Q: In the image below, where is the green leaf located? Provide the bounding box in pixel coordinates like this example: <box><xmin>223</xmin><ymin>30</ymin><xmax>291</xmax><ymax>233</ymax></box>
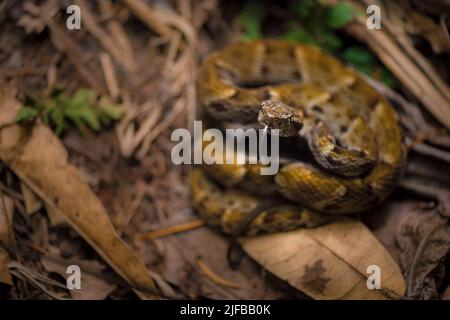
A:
<box><xmin>293</xmin><ymin>0</ymin><xmax>317</xmax><ymax>19</ymax></box>
<box><xmin>71</xmin><ymin>88</ymin><xmax>96</xmax><ymax>107</ymax></box>
<box><xmin>281</xmin><ymin>23</ymin><xmax>316</xmax><ymax>45</ymax></box>
<box><xmin>320</xmin><ymin>30</ymin><xmax>343</xmax><ymax>51</ymax></box>
<box><xmin>20</xmin><ymin>88</ymin><xmax>125</xmax><ymax>135</ymax></box>
<box><xmin>64</xmin><ymin>107</ymin><xmax>85</xmax><ymax>133</ymax></box>
<box><xmin>355</xmin><ymin>64</ymin><xmax>374</xmax><ymax>76</ymax></box>
<box><xmin>326</xmin><ymin>3</ymin><xmax>355</xmax><ymax>29</ymax></box>
<box><xmin>98</xmin><ymin>97</ymin><xmax>124</xmax><ymax>123</ymax></box>
<box><xmin>380</xmin><ymin>67</ymin><xmax>397</xmax><ymax>88</ymax></box>
<box><xmin>79</xmin><ymin>107</ymin><xmax>100</xmax><ymax>131</ymax></box>
<box><xmin>50</xmin><ymin>107</ymin><xmax>66</xmax><ymax>136</ymax></box>
<box><xmin>342</xmin><ymin>46</ymin><xmax>375</xmax><ymax>66</ymax></box>
<box><xmin>16</xmin><ymin>107</ymin><xmax>39</xmax><ymax>122</ymax></box>
<box><xmin>237</xmin><ymin>1</ymin><xmax>264</xmax><ymax>40</ymax></box>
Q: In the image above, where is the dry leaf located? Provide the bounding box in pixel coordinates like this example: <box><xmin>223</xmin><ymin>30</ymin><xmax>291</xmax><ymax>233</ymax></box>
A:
<box><xmin>20</xmin><ymin>181</ymin><xmax>42</xmax><ymax>214</ymax></box>
<box><xmin>8</xmin><ymin>261</ymin><xmax>69</xmax><ymax>300</ymax></box>
<box><xmin>0</xmin><ymin>94</ymin><xmax>156</xmax><ymax>298</ymax></box>
<box><xmin>18</xmin><ymin>15</ymin><xmax>46</xmax><ymax>34</ymax></box>
<box><xmin>396</xmin><ymin>208</ymin><xmax>450</xmax><ymax>299</ymax></box>
<box><xmin>0</xmin><ymin>193</ymin><xmax>14</xmax><ymax>285</ymax></box>
<box><xmin>442</xmin><ymin>285</ymin><xmax>450</xmax><ymax>300</ymax></box>
<box><xmin>31</xmin><ymin>214</ymin><xmax>50</xmax><ymax>250</ymax></box>
<box><xmin>241</xmin><ymin>219</ymin><xmax>406</xmax><ymax>300</ymax></box>
<box><xmin>45</xmin><ymin>205</ymin><xmax>67</xmax><ymax>226</ymax></box>
<box><xmin>405</xmin><ymin>11</ymin><xmax>450</xmax><ymax>55</ymax></box>
<box><xmin>41</xmin><ymin>249</ymin><xmax>116</xmax><ymax>300</ymax></box>
<box><xmin>0</xmin><ymin>250</ymin><xmax>12</xmax><ymax>285</ymax></box>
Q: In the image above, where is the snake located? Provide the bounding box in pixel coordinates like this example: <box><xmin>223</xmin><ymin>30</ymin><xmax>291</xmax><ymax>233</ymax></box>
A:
<box><xmin>191</xmin><ymin>40</ymin><xmax>406</xmax><ymax>236</ymax></box>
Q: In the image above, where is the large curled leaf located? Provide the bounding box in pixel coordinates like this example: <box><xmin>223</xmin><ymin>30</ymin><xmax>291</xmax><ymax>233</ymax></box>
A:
<box><xmin>241</xmin><ymin>219</ymin><xmax>405</xmax><ymax>299</ymax></box>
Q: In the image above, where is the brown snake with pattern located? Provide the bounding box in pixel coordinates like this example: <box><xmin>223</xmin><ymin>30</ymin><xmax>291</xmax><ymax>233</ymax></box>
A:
<box><xmin>191</xmin><ymin>40</ymin><xmax>406</xmax><ymax>236</ymax></box>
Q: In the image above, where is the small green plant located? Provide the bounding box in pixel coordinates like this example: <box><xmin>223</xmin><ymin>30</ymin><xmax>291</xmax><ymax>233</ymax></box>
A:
<box><xmin>281</xmin><ymin>1</ymin><xmax>359</xmax><ymax>52</ymax></box>
<box><xmin>236</xmin><ymin>0</ymin><xmax>396</xmax><ymax>87</ymax></box>
<box><xmin>236</xmin><ymin>0</ymin><xmax>265</xmax><ymax>40</ymax></box>
<box><xmin>16</xmin><ymin>88</ymin><xmax>124</xmax><ymax>135</ymax></box>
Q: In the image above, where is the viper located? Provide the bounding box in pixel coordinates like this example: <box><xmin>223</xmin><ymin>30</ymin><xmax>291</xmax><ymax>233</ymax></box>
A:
<box><xmin>191</xmin><ymin>40</ymin><xmax>406</xmax><ymax>236</ymax></box>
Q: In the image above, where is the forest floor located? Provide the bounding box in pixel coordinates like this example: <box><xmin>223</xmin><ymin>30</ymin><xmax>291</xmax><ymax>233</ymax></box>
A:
<box><xmin>0</xmin><ymin>0</ymin><xmax>449</xmax><ymax>300</ymax></box>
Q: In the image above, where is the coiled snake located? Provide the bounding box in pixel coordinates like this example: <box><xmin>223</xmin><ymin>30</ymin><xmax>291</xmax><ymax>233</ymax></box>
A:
<box><xmin>191</xmin><ymin>40</ymin><xmax>406</xmax><ymax>236</ymax></box>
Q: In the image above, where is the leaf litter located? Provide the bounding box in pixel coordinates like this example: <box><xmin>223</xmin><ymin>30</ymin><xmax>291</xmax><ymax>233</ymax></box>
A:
<box><xmin>0</xmin><ymin>0</ymin><xmax>449</xmax><ymax>300</ymax></box>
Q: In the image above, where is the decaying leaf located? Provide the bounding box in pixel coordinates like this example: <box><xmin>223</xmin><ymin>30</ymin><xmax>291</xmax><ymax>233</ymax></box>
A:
<box><xmin>0</xmin><ymin>94</ymin><xmax>156</xmax><ymax>298</ymax></box>
<box><xmin>241</xmin><ymin>219</ymin><xmax>406</xmax><ymax>300</ymax></box>
<box><xmin>20</xmin><ymin>181</ymin><xmax>42</xmax><ymax>214</ymax></box>
<box><xmin>8</xmin><ymin>261</ymin><xmax>69</xmax><ymax>300</ymax></box>
<box><xmin>0</xmin><ymin>193</ymin><xmax>14</xmax><ymax>285</ymax></box>
<box><xmin>442</xmin><ymin>285</ymin><xmax>450</xmax><ymax>300</ymax></box>
<box><xmin>41</xmin><ymin>248</ymin><xmax>116</xmax><ymax>300</ymax></box>
<box><xmin>405</xmin><ymin>11</ymin><xmax>450</xmax><ymax>55</ymax></box>
<box><xmin>396</xmin><ymin>208</ymin><xmax>450</xmax><ymax>299</ymax></box>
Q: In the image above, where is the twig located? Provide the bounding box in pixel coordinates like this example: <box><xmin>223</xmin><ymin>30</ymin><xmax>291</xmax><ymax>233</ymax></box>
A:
<box><xmin>99</xmin><ymin>52</ymin><xmax>120</xmax><ymax>100</ymax></box>
<box><xmin>136</xmin><ymin>99</ymin><xmax>185</xmax><ymax>158</ymax></box>
<box><xmin>142</xmin><ymin>219</ymin><xmax>205</xmax><ymax>240</ymax></box>
<box><xmin>412</xmin><ymin>142</ymin><xmax>450</xmax><ymax>164</ymax></box>
<box><xmin>47</xmin><ymin>21</ymin><xmax>106</xmax><ymax>94</ymax></box>
<box><xmin>115</xmin><ymin>100</ymin><xmax>163</xmax><ymax>158</ymax></box>
<box><xmin>74</xmin><ymin>0</ymin><xmax>134</xmax><ymax>72</ymax></box>
<box><xmin>99</xmin><ymin>0</ymin><xmax>135</xmax><ymax>68</ymax></box>
<box><xmin>399</xmin><ymin>179</ymin><xmax>443</xmax><ymax>200</ymax></box>
<box><xmin>196</xmin><ymin>258</ymin><xmax>242</xmax><ymax>289</ymax></box>
<box><xmin>120</xmin><ymin>0</ymin><xmax>173</xmax><ymax>38</ymax></box>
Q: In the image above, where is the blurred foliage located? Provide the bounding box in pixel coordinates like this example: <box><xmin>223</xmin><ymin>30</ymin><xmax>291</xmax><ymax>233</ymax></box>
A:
<box><xmin>16</xmin><ymin>88</ymin><xmax>124</xmax><ymax>135</ymax></box>
<box><xmin>237</xmin><ymin>1</ymin><xmax>264</xmax><ymax>40</ymax></box>
<box><xmin>236</xmin><ymin>0</ymin><xmax>396</xmax><ymax>87</ymax></box>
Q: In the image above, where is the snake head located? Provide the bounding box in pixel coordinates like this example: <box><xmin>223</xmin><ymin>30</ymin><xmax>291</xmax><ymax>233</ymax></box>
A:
<box><xmin>258</xmin><ymin>100</ymin><xmax>304</xmax><ymax>137</ymax></box>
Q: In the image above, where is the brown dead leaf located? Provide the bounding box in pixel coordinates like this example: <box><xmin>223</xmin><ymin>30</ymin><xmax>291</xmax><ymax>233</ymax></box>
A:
<box><xmin>405</xmin><ymin>11</ymin><xmax>450</xmax><ymax>55</ymax></box>
<box><xmin>0</xmin><ymin>93</ymin><xmax>157</xmax><ymax>298</ymax></box>
<box><xmin>0</xmin><ymin>192</ymin><xmax>14</xmax><ymax>285</ymax></box>
<box><xmin>41</xmin><ymin>248</ymin><xmax>116</xmax><ymax>300</ymax></box>
<box><xmin>31</xmin><ymin>214</ymin><xmax>50</xmax><ymax>250</ymax></box>
<box><xmin>0</xmin><ymin>250</ymin><xmax>11</xmax><ymax>285</ymax></box>
<box><xmin>442</xmin><ymin>285</ymin><xmax>450</xmax><ymax>300</ymax></box>
<box><xmin>240</xmin><ymin>219</ymin><xmax>406</xmax><ymax>300</ymax></box>
<box><xmin>8</xmin><ymin>261</ymin><xmax>69</xmax><ymax>300</ymax></box>
<box><xmin>396</xmin><ymin>208</ymin><xmax>450</xmax><ymax>299</ymax></box>
<box><xmin>20</xmin><ymin>181</ymin><xmax>42</xmax><ymax>214</ymax></box>
<box><xmin>301</xmin><ymin>259</ymin><xmax>330</xmax><ymax>295</ymax></box>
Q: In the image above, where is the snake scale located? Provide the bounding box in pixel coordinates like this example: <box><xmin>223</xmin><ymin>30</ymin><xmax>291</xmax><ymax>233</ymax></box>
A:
<box><xmin>191</xmin><ymin>40</ymin><xmax>406</xmax><ymax>236</ymax></box>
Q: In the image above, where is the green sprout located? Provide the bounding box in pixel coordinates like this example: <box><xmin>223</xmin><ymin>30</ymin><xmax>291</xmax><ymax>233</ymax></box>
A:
<box><xmin>16</xmin><ymin>88</ymin><xmax>124</xmax><ymax>135</ymax></box>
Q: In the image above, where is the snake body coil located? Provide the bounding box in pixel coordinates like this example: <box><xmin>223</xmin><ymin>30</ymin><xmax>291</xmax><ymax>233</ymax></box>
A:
<box><xmin>191</xmin><ymin>40</ymin><xmax>406</xmax><ymax>235</ymax></box>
